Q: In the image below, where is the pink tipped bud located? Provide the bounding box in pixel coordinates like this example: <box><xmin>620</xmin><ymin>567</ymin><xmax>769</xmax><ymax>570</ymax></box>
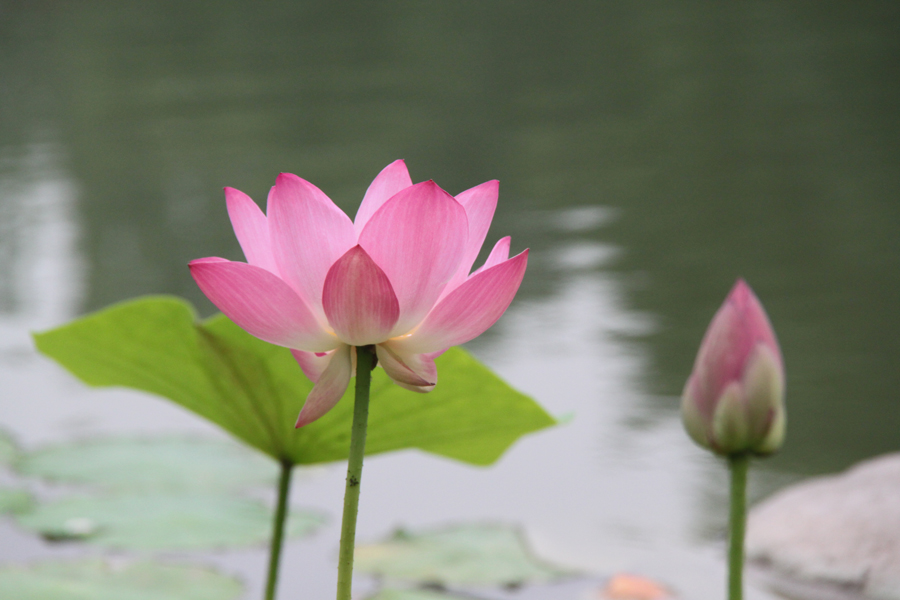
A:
<box><xmin>681</xmin><ymin>279</ymin><xmax>786</xmax><ymax>456</ymax></box>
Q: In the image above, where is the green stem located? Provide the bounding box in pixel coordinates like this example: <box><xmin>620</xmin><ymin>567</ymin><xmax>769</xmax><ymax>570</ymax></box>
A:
<box><xmin>264</xmin><ymin>458</ymin><xmax>294</xmax><ymax>600</ymax></box>
<box><xmin>727</xmin><ymin>453</ymin><xmax>749</xmax><ymax>600</ymax></box>
<box><xmin>336</xmin><ymin>345</ymin><xmax>374</xmax><ymax>600</ymax></box>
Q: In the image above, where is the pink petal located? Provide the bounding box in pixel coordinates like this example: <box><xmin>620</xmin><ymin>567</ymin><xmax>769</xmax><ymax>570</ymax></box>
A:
<box><xmin>393</xmin><ymin>249</ymin><xmax>529</xmax><ymax>354</ymax></box>
<box><xmin>225</xmin><ymin>187</ymin><xmax>278</xmax><ymax>274</ymax></box>
<box><xmin>690</xmin><ymin>279</ymin><xmax>784</xmax><ymax>413</ymax></box>
<box><xmin>473</xmin><ymin>236</ymin><xmax>511</xmax><ymax>275</ymax></box>
<box><xmin>440</xmin><ymin>181</ymin><xmax>499</xmax><ymax>299</ymax></box>
<box><xmin>359</xmin><ymin>181</ymin><xmax>468</xmax><ymax>335</ymax></box>
<box><xmin>189</xmin><ymin>258</ymin><xmax>337</xmax><ymax>352</ymax></box>
<box><xmin>295</xmin><ymin>344</ymin><xmax>352</xmax><ymax>427</ymax></box>
<box><xmin>354</xmin><ymin>160</ymin><xmax>413</xmax><ymax>234</ymax></box>
<box><xmin>323</xmin><ymin>246</ymin><xmax>400</xmax><ymax>345</ymax></box>
<box><xmin>268</xmin><ymin>173</ymin><xmax>356</xmax><ymax>317</ymax></box>
<box><xmin>290</xmin><ymin>349</ymin><xmax>334</xmax><ymax>383</ymax></box>
<box><xmin>728</xmin><ymin>279</ymin><xmax>782</xmax><ymax>365</ymax></box>
<box><xmin>375</xmin><ymin>343</ymin><xmax>436</xmax><ymax>388</ymax></box>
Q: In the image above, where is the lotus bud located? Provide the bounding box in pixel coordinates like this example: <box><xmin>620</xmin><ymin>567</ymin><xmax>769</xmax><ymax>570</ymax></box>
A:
<box><xmin>681</xmin><ymin>279</ymin><xmax>785</xmax><ymax>456</ymax></box>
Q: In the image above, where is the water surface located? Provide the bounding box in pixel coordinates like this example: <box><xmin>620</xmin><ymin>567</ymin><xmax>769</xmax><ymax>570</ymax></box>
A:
<box><xmin>1</xmin><ymin>3</ymin><xmax>899</xmax><ymax>598</ymax></box>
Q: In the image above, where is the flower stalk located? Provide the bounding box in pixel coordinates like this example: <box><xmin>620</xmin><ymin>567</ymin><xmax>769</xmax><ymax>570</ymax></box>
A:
<box><xmin>727</xmin><ymin>453</ymin><xmax>749</xmax><ymax>600</ymax></box>
<box><xmin>336</xmin><ymin>345</ymin><xmax>375</xmax><ymax>600</ymax></box>
<box><xmin>679</xmin><ymin>281</ymin><xmax>785</xmax><ymax>600</ymax></box>
<box><xmin>264</xmin><ymin>458</ymin><xmax>294</xmax><ymax>600</ymax></box>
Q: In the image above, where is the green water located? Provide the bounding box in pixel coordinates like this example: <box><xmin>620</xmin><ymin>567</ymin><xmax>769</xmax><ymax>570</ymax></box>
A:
<box><xmin>1</xmin><ymin>3</ymin><xmax>899</xmax><ymax>589</ymax></box>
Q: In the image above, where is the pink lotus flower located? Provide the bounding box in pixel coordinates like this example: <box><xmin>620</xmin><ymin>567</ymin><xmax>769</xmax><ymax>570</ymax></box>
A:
<box><xmin>190</xmin><ymin>160</ymin><xmax>528</xmax><ymax>427</ymax></box>
<box><xmin>681</xmin><ymin>279</ymin><xmax>786</xmax><ymax>456</ymax></box>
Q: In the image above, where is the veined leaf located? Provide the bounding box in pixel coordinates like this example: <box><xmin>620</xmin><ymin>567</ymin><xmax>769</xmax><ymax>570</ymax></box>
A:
<box><xmin>0</xmin><ymin>430</ymin><xmax>19</xmax><ymax>465</ymax></box>
<box><xmin>368</xmin><ymin>590</ymin><xmax>470</xmax><ymax>600</ymax></box>
<box><xmin>355</xmin><ymin>523</ymin><xmax>572</xmax><ymax>587</ymax></box>
<box><xmin>15</xmin><ymin>492</ymin><xmax>325</xmax><ymax>550</ymax></box>
<box><xmin>0</xmin><ymin>559</ymin><xmax>242</xmax><ymax>600</ymax></box>
<box><xmin>33</xmin><ymin>296</ymin><xmax>555</xmax><ymax>465</ymax></box>
<box><xmin>17</xmin><ymin>437</ymin><xmax>277</xmax><ymax>492</ymax></box>
<box><xmin>0</xmin><ymin>488</ymin><xmax>33</xmax><ymax>515</ymax></box>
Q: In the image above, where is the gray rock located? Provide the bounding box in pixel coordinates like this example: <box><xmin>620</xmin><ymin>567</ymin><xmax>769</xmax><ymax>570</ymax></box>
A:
<box><xmin>746</xmin><ymin>453</ymin><xmax>900</xmax><ymax>600</ymax></box>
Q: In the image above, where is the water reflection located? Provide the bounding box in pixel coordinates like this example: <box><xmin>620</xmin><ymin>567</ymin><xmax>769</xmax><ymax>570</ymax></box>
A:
<box><xmin>0</xmin><ymin>144</ymin><xmax>82</xmax><ymax>336</ymax></box>
<box><xmin>1</xmin><ymin>1</ymin><xmax>899</xmax><ymax>598</ymax></box>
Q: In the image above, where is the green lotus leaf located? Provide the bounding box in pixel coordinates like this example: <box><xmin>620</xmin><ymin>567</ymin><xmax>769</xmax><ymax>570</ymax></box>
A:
<box><xmin>33</xmin><ymin>296</ymin><xmax>556</xmax><ymax>466</ymax></box>
<box><xmin>368</xmin><ymin>589</ymin><xmax>471</xmax><ymax>600</ymax></box>
<box><xmin>0</xmin><ymin>430</ymin><xmax>19</xmax><ymax>465</ymax></box>
<box><xmin>0</xmin><ymin>559</ymin><xmax>242</xmax><ymax>600</ymax></box>
<box><xmin>15</xmin><ymin>492</ymin><xmax>325</xmax><ymax>550</ymax></box>
<box><xmin>354</xmin><ymin>523</ymin><xmax>572</xmax><ymax>587</ymax></box>
<box><xmin>0</xmin><ymin>488</ymin><xmax>34</xmax><ymax>515</ymax></box>
<box><xmin>16</xmin><ymin>437</ymin><xmax>277</xmax><ymax>492</ymax></box>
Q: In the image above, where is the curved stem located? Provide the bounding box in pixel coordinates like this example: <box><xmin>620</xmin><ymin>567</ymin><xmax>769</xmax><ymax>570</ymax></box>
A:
<box><xmin>336</xmin><ymin>345</ymin><xmax>374</xmax><ymax>600</ymax></box>
<box><xmin>727</xmin><ymin>453</ymin><xmax>749</xmax><ymax>600</ymax></box>
<box><xmin>264</xmin><ymin>458</ymin><xmax>294</xmax><ymax>600</ymax></box>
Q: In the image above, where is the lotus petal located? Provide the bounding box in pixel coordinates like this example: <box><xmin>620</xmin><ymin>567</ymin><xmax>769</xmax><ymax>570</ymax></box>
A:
<box><xmin>295</xmin><ymin>344</ymin><xmax>353</xmax><ymax>427</ymax></box>
<box><xmin>354</xmin><ymin>159</ymin><xmax>413</xmax><ymax>234</ymax></box>
<box><xmin>189</xmin><ymin>258</ymin><xmax>337</xmax><ymax>352</ymax></box>
<box><xmin>359</xmin><ymin>181</ymin><xmax>468</xmax><ymax>335</ymax></box>
<box><xmin>268</xmin><ymin>173</ymin><xmax>356</xmax><ymax>316</ymax></box>
<box><xmin>393</xmin><ymin>250</ymin><xmax>528</xmax><ymax>354</ymax></box>
<box><xmin>323</xmin><ymin>246</ymin><xmax>400</xmax><ymax>346</ymax></box>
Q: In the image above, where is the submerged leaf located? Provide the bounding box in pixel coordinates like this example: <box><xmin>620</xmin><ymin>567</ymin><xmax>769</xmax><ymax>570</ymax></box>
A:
<box><xmin>0</xmin><ymin>488</ymin><xmax>33</xmax><ymax>515</ymax></box>
<box><xmin>0</xmin><ymin>559</ymin><xmax>242</xmax><ymax>600</ymax></box>
<box><xmin>368</xmin><ymin>590</ymin><xmax>471</xmax><ymax>600</ymax></box>
<box><xmin>34</xmin><ymin>296</ymin><xmax>555</xmax><ymax>465</ymax></box>
<box><xmin>15</xmin><ymin>492</ymin><xmax>325</xmax><ymax>550</ymax></box>
<box><xmin>354</xmin><ymin>523</ymin><xmax>571</xmax><ymax>587</ymax></box>
<box><xmin>0</xmin><ymin>430</ymin><xmax>19</xmax><ymax>465</ymax></box>
<box><xmin>17</xmin><ymin>437</ymin><xmax>277</xmax><ymax>492</ymax></box>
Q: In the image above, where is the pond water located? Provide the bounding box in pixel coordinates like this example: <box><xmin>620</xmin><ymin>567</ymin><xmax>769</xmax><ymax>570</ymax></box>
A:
<box><xmin>1</xmin><ymin>2</ymin><xmax>898</xmax><ymax>599</ymax></box>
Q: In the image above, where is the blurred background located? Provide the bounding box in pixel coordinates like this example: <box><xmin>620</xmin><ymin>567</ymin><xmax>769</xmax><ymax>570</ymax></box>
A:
<box><xmin>1</xmin><ymin>2</ymin><xmax>898</xmax><ymax>599</ymax></box>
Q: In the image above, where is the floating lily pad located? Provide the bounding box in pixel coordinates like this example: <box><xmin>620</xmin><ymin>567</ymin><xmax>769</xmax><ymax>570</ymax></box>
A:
<box><xmin>0</xmin><ymin>558</ymin><xmax>242</xmax><ymax>600</ymax></box>
<box><xmin>15</xmin><ymin>492</ymin><xmax>325</xmax><ymax>550</ymax></box>
<box><xmin>17</xmin><ymin>437</ymin><xmax>277</xmax><ymax>492</ymax></box>
<box><xmin>368</xmin><ymin>589</ymin><xmax>470</xmax><ymax>600</ymax></box>
<box><xmin>355</xmin><ymin>524</ymin><xmax>571</xmax><ymax>587</ymax></box>
<box><xmin>34</xmin><ymin>297</ymin><xmax>556</xmax><ymax>466</ymax></box>
<box><xmin>0</xmin><ymin>430</ymin><xmax>19</xmax><ymax>465</ymax></box>
<box><xmin>0</xmin><ymin>488</ymin><xmax>33</xmax><ymax>515</ymax></box>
